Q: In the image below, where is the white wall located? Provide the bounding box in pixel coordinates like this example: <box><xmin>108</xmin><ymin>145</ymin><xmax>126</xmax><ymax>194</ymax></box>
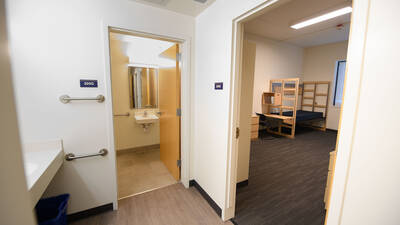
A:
<box><xmin>332</xmin><ymin>0</ymin><xmax>400</xmax><ymax>224</ymax></box>
<box><xmin>194</xmin><ymin>0</ymin><xmax>284</xmax><ymax>215</ymax></box>
<box><xmin>6</xmin><ymin>0</ymin><xmax>194</xmax><ymax>213</ymax></box>
<box><xmin>303</xmin><ymin>41</ymin><xmax>348</xmax><ymax>130</ymax></box>
<box><xmin>197</xmin><ymin>0</ymin><xmax>400</xmax><ymax>223</ymax></box>
<box><xmin>246</xmin><ymin>33</ymin><xmax>304</xmax><ymax>113</ymax></box>
<box><xmin>0</xmin><ymin>1</ymin><xmax>37</xmax><ymax>224</ymax></box>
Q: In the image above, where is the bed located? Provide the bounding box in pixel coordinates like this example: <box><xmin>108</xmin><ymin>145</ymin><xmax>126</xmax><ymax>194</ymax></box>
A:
<box><xmin>278</xmin><ymin>110</ymin><xmax>323</xmax><ymax>122</ymax></box>
<box><xmin>260</xmin><ymin>78</ymin><xmax>330</xmax><ymax>138</ymax></box>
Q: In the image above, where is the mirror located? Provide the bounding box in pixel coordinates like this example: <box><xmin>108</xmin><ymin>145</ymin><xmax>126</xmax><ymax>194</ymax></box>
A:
<box><xmin>129</xmin><ymin>66</ymin><xmax>158</xmax><ymax>109</ymax></box>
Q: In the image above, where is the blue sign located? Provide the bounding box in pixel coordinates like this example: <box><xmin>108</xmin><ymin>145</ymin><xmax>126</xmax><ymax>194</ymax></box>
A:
<box><xmin>214</xmin><ymin>82</ymin><xmax>223</xmax><ymax>90</ymax></box>
<box><xmin>80</xmin><ymin>79</ymin><xmax>98</xmax><ymax>88</ymax></box>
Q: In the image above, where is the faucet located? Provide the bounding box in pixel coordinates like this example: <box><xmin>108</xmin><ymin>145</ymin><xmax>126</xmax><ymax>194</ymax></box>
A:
<box><xmin>143</xmin><ymin>110</ymin><xmax>148</xmax><ymax>117</ymax></box>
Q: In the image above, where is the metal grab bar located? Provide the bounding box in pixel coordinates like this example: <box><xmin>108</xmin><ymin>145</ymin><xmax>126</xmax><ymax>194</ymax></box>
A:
<box><xmin>113</xmin><ymin>112</ymin><xmax>130</xmax><ymax>117</ymax></box>
<box><xmin>65</xmin><ymin>149</ymin><xmax>108</xmax><ymax>161</ymax></box>
<box><xmin>59</xmin><ymin>95</ymin><xmax>105</xmax><ymax>104</ymax></box>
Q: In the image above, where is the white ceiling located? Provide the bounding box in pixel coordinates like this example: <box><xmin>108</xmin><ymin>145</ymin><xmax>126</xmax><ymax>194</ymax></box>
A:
<box><xmin>129</xmin><ymin>0</ymin><xmax>216</xmax><ymax>16</ymax></box>
<box><xmin>244</xmin><ymin>0</ymin><xmax>352</xmax><ymax>47</ymax></box>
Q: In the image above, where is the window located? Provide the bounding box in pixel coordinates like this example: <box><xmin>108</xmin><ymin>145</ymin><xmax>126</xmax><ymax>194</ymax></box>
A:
<box><xmin>333</xmin><ymin>60</ymin><xmax>346</xmax><ymax>106</ymax></box>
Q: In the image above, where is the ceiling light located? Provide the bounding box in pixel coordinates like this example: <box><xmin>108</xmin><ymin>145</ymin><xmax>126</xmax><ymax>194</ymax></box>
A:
<box><xmin>291</xmin><ymin>6</ymin><xmax>352</xmax><ymax>29</ymax></box>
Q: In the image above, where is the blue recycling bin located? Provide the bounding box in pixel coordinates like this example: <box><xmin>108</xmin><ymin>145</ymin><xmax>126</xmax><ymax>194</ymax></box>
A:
<box><xmin>35</xmin><ymin>194</ymin><xmax>70</xmax><ymax>225</ymax></box>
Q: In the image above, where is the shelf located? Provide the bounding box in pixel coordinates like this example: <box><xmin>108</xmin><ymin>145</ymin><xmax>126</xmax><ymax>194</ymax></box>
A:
<box><xmin>315</xmin><ymin>105</ymin><xmax>327</xmax><ymax>108</ymax></box>
<box><xmin>303</xmin><ymin>89</ymin><xmax>314</xmax><ymax>92</ymax></box>
<box><xmin>264</xmin><ymin>114</ymin><xmax>293</xmax><ymax>120</ymax></box>
<box><xmin>283</xmin><ymin>97</ymin><xmax>296</xmax><ymax>101</ymax></box>
<box><xmin>265</xmin><ymin>104</ymin><xmax>281</xmax><ymax>108</ymax></box>
<box><xmin>303</xmin><ymin>97</ymin><xmax>313</xmax><ymax>99</ymax></box>
<box><xmin>303</xmin><ymin>81</ymin><xmax>330</xmax><ymax>84</ymax></box>
<box><xmin>302</xmin><ymin>104</ymin><xmax>313</xmax><ymax>107</ymax></box>
<box><xmin>281</xmin><ymin>106</ymin><xmax>295</xmax><ymax>109</ymax></box>
<box><xmin>315</xmin><ymin>93</ymin><xmax>328</xmax><ymax>96</ymax></box>
<box><xmin>281</xmin><ymin>124</ymin><xmax>293</xmax><ymax>128</ymax></box>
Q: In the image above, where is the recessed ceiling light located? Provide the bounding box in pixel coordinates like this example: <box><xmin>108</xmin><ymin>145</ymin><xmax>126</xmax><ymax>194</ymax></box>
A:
<box><xmin>291</xmin><ymin>6</ymin><xmax>352</xmax><ymax>30</ymax></box>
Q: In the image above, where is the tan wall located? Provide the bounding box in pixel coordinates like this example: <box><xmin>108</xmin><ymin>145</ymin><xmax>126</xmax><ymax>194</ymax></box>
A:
<box><xmin>237</xmin><ymin>40</ymin><xmax>256</xmax><ymax>183</ymax></box>
<box><xmin>303</xmin><ymin>41</ymin><xmax>348</xmax><ymax>130</ymax></box>
<box><xmin>110</xmin><ymin>37</ymin><xmax>160</xmax><ymax>150</ymax></box>
<box><xmin>245</xmin><ymin>33</ymin><xmax>304</xmax><ymax>114</ymax></box>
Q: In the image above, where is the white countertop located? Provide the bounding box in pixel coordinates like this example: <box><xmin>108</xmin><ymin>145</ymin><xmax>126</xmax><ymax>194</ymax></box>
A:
<box><xmin>22</xmin><ymin>139</ymin><xmax>64</xmax><ymax>207</ymax></box>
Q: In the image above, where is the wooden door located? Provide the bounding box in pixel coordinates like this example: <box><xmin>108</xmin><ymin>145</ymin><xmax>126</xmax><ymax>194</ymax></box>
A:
<box><xmin>158</xmin><ymin>44</ymin><xmax>181</xmax><ymax>180</ymax></box>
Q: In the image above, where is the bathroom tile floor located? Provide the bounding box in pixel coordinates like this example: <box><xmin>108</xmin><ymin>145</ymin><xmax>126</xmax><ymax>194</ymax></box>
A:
<box><xmin>116</xmin><ymin>148</ymin><xmax>177</xmax><ymax>199</ymax></box>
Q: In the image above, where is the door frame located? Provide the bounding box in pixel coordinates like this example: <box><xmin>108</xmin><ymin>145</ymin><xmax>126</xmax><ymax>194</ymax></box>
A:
<box><xmin>225</xmin><ymin>0</ymin><xmax>370</xmax><ymax>223</ymax></box>
<box><xmin>101</xmin><ymin>21</ymin><xmax>192</xmax><ymax>210</ymax></box>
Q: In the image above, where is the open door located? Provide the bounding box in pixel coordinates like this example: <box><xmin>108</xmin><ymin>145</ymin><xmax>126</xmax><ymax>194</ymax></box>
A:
<box><xmin>158</xmin><ymin>44</ymin><xmax>181</xmax><ymax>180</ymax></box>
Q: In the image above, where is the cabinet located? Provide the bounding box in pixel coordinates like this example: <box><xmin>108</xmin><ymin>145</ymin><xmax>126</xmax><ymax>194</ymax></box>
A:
<box><xmin>324</xmin><ymin>150</ymin><xmax>337</xmax><ymax>209</ymax></box>
<box><xmin>251</xmin><ymin>115</ymin><xmax>259</xmax><ymax>140</ymax></box>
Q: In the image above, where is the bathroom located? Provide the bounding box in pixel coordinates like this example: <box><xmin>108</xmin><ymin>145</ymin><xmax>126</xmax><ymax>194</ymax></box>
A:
<box><xmin>109</xmin><ymin>29</ymin><xmax>181</xmax><ymax>199</ymax></box>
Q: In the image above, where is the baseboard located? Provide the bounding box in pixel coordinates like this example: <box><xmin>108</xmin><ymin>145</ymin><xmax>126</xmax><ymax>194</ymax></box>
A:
<box><xmin>117</xmin><ymin>144</ymin><xmax>160</xmax><ymax>155</ymax></box>
<box><xmin>230</xmin><ymin>218</ymin><xmax>239</xmax><ymax>225</ymax></box>
<box><xmin>189</xmin><ymin>180</ymin><xmax>222</xmax><ymax>217</ymax></box>
<box><xmin>326</xmin><ymin>128</ymin><xmax>338</xmax><ymax>132</ymax></box>
<box><xmin>236</xmin><ymin>179</ymin><xmax>248</xmax><ymax>188</ymax></box>
<box><xmin>67</xmin><ymin>203</ymin><xmax>113</xmax><ymax>222</ymax></box>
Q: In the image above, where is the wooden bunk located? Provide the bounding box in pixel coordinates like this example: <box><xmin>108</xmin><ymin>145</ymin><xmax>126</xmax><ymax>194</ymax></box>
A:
<box><xmin>261</xmin><ymin>78</ymin><xmax>330</xmax><ymax>138</ymax></box>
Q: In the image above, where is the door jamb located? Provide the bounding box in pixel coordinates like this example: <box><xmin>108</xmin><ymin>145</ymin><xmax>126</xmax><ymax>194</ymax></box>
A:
<box><xmin>226</xmin><ymin>0</ymin><xmax>370</xmax><ymax>223</ymax></box>
<box><xmin>101</xmin><ymin>22</ymin><xmax>192</xmax><ymax>211</ymax></box>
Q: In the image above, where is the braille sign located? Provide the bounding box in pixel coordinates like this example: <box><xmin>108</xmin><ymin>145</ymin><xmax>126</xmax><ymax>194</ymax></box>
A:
<box><xmin>80</xmin><ymin>79</ymin><xmax>98</xmax><ymax>88</ymax></box>
<box><xmin>214</xmin><ymin>82</ymin><xmax>223</xmax><ymax>90</ymax></box>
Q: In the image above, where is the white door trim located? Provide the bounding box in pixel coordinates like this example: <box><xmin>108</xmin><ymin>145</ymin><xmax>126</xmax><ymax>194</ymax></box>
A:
<box><xmin>101</xmin><ymin>21</ymin><xmax>192</xmax><ymax>210</ymax></box>
<box><xmin>226</xmin><ymin>0</ymin><xmax>370</xmax><ymax>223</ymax></box>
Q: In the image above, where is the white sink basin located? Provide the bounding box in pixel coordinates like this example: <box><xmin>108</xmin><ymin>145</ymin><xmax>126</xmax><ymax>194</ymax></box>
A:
<box><xmin>135</xmin><ymin>114</ymin><xmax>159</xmax><ymax>124</ymax></box>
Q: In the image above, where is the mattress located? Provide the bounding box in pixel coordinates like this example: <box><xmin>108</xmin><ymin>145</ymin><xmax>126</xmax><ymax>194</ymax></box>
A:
<box><xmin>280</xmin><ymin>110</ymin><xmax>323</xmax><ymax>122</ymax></box>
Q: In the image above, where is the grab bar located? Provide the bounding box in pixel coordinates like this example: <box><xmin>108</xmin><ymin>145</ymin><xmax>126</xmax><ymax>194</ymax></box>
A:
<box><xmin>113</xmin><ymin>112</ymin><xmax>130</xmax><ymax>117</ymax></box>
<box><xmin>65</xmin><ymin>149</ymin><xmax>108</xmax><ymax>161</ymax></box>
<box><xmin>59</xmin><ymin>95</ymin><xmax>105</xmax><ymax>104</ymax></box>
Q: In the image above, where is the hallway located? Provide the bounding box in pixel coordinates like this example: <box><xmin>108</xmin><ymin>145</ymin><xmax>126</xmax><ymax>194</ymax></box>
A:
<box><xmin>70</xmin><ymin>183</ymin><xmax>233</xmax><ymax>225</ymax></box>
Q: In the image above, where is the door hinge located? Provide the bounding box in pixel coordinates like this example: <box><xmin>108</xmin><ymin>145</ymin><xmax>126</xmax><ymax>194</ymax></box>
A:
<box><xmin>176</xmin><ymin>108</ymin><xmax>181</xmax><ymax>116</ymax></box>
<box><xmin>177</xmin><ymin>159</ymin><xmax>181</xmax><ymax>167</ymax></box>
<box><xmin>236</xmin><ymin>127</ymin><xmax>240</xmax><ymax>139</ymax></box>
<box><xmin>176</xmin><ymin>53</ymin><xmax>182</xmax><ymax>61</ymax></box>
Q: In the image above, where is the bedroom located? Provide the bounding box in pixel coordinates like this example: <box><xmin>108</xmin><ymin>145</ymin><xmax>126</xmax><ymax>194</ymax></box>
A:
<box><xmin>234</xmin><ymin>0</ymin><xmax>351</xmax><ymax>224</ymax></box>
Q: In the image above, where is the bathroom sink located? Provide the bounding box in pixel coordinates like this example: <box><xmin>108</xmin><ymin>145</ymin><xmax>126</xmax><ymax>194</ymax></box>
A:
<box><xmin>134</xmin><ymin>114</ymin><xmax>159</xmax><ymax>124</ymax></box>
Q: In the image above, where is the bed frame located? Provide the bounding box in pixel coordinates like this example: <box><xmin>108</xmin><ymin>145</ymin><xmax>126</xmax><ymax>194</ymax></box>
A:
<box><xmin>262</xmin><ymin>78</ymin><xmax>330</xmax><ymax>138</ymax></box>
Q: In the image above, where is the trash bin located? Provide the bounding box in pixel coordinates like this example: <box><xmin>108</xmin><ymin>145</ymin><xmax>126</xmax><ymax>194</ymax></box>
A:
<box><xmin>35</xmin><ymin>194</ymin><xmax>70</xmax><ymax>225</ymax></box>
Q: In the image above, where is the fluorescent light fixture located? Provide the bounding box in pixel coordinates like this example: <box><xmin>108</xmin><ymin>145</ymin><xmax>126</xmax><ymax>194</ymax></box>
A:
<box><xmin>291</xmin><ymin>6</ymin><xmax>352</xmax><ymax>29</ymax></box>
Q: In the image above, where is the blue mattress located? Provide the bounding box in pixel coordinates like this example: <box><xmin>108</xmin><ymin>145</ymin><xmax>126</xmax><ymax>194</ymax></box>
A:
<box><xmin>280</xmin><ymin>110</ymin><xmax>323</xmax><ymax>122</ymax></box>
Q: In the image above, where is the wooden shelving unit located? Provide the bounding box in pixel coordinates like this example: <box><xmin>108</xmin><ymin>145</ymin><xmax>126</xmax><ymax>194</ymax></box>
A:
<box><xmin>262</xmin><ymin>78</ymin><xmax>300</xmax><ymax>138</ymax></box>
<box><xmin>261</xmin><ymin>79</ymin><xmax>331</xmax><ymax>138</ymax></box>
<box><xmin>300</xmin><ymin>81</ymin><xmax>330</xmax><ymax>131</ymax></box>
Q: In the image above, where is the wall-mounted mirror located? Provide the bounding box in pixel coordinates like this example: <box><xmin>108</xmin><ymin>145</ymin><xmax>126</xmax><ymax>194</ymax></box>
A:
<box><xmin>129</xmin><ymin>66</ymin><xmax>158</xmax><ymax>109</ymax></box>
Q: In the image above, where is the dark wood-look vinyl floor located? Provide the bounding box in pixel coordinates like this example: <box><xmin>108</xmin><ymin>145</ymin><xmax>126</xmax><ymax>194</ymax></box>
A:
<box><xmin>69</xmin><ymin>183</ymin><xmax>232</xmax><ymax>225</ymax></box>
<box><xmin>233</xmin><ymin>128</ymin><xmax>337</xmax><ymax>225</ymax></box>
